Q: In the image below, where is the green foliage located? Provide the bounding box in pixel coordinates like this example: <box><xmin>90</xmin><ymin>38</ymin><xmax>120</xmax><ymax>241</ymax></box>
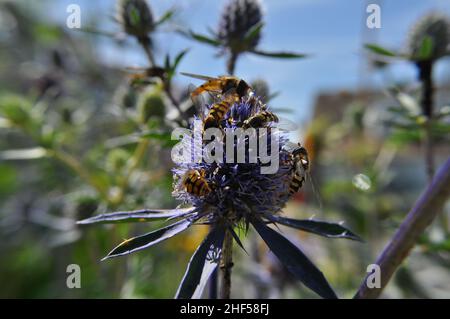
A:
<box><xmin>0</xmin><ymin>94</ymin><xmax>33</xmax><ymax>127</ymax></box>
<box><xmin>365</xmin><ymin>43</ymin><xmax>398</xmax><ymax>57</ymax></box>
<box><xmin>0</xmin><ymin>0</ymin><xmax>449</xmax><ymax>300</ymax></box>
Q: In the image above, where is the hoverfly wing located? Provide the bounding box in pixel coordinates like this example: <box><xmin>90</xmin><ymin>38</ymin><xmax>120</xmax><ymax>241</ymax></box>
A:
<box><xmin>182</xmin><ymin>73</ymin><xmax>217</xmax><ymax>97</ymax></box>
<box><xmin>180</xmin><ymin>72</ymin><xmax>215</xmax><ymax>81</ymax></box>
<box><xmin>124</xmin><ymin>66</ymin><xmax>164</xmax><ymax>88</ymax></box>
<box><xmin>124</xmin><ymin>70</ymin><xmax>155</xmax><ymax>88</ymax></box>
<box><xmin>124</xmin><ymin>66</ymin><xmax>148</xmax><ymax>72</ymax></box>
<box><xmin>275</xmin><ymin>116</ymin><xmax>299</xmax><ymax>132</ymax></box>
<box><xmin>123</xmin><ymin>66</ymin><xmax>146</xmax><ymax>80</ymax></box>
<box><xmin>188</xmin><ymin>83</ymin><xmax>208</xmax><ymax>118</ymax></box>
<box><xmin>126</xmin><ymin>66</ymin><xmax>165</xmax><ymax>78</ymax></box>
<box><xmin>303</xmin><ymin>170</ymin><xmax>323</xmax><ymax>211</ymax></box>
<box><xmin>282</xmin><ymin>141</ymin><xmax>299</xmax><ymax>152</ymax></box>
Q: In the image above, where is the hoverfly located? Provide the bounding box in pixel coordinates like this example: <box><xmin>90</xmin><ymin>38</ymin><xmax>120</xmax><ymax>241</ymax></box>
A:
<box><xmin>283</xmin><ymin>142</ymin><xmax>310</xmax><ymax>195</ymax></box>
<box><xmin>182</xmin><ymin>169</ymin><xmax>212</xmax><ymax>197</ymax></box>
<box><xmin>124</xmin><ymin>66</ymin><xmax>166</xmax><ymax>87</ymax></box>
<box><xmin>241</xmin><ymin>110</ymin><xmax>279</xmax><ymax>129</ymax></box>
<box><xmin>203</xmin><ymin>94</ymin><xmax>239</xmax><ymax>130</ymax></box>
<box><xmin>180</xmin><ymin>72</ymin><xmax>253</xmax><ymax>99</ymax></box>
<box><xmin>181</xmin><ymin>72</ymin><xmax>253</xmax><ymax>131</ymax></box>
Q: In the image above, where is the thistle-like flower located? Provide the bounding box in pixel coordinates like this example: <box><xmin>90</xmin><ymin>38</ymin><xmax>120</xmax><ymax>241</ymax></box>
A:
<box><xmin>217</xmin><ymin>0</ymin><xmax>263</xmax><ymax>54</ymax></box>
<box><xmin>116</xmin><ymin>0</ymin><xmax>154</xmax><ymax>39</ymax></box>
<box><xmin>407</xmin><ymin>12</ymin><xmax>450</xmax><ymax>62</ymax></box>
<box><xmin>78</xmin><ymin>85</ymin><xmax>361</xmax><ymax>299</ymax></box>
<box><xmin>182</xmin><ymin>0</ymin><xmax>306</xmax><ymax>74</ymax></box>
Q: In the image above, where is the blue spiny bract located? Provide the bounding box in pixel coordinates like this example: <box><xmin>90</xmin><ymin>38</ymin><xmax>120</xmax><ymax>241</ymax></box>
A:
<box><xmin>172</xmin><ymin>94</ymin><xmax>292</xmax><ymax>229</ymax></box>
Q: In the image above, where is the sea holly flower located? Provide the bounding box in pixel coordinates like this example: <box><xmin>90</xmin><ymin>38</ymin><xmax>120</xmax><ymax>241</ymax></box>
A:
<box><xmin>117</xmin><ymin>0</ymin><xmax>155</xmax><ymax>39</ymax></box>
<box><xmin>365</xmin><ymin>12</ymin><xmax>450</xmax><ymax>62</ymax></box>
<box><xmin>217</xmin><ymin>0</ymin><xmax>263</xmax><ymax>54</ymax></box>
<box><xmin>179</xmin><ymin>0</ymin><xmax>307</xmax><ymax>73</ymax></box>
<box><xmin>116</xmin><ymin>0</ymin><xmax>175</xmax><ymax>59</ymax></box>
<box><xmin>78</xmin><ymin>94</ymin><xmax>362</xmax><ymax>299</ymax></box>
<box><xmin>407</xmin><ymin>12</ymin><xmax>450</xmax><ymax>62</ymax></box>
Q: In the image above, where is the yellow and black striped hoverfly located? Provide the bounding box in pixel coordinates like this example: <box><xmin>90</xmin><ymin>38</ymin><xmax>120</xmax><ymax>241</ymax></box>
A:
<box><xmin>181</xmin><ymin>72</ymin><xmax>255</xmax><ymax>131</ymax></box>
<box><xmin>241</xmin><ymin>109</ymin><xmax>279</xmax><ymax>129</ymax></box>
<box><xmin>284</xmin><ymin>142</ymin><xmax>310</xmax><ymax>195</ymax></box>
<box><xmin>182</xmin><ymin>169</ymin><xmax>212</xmax><ymax>197</ymax></box>
<box><xmin>181</xmin><ymin>72</ymin><xmax>253</xmax><ymax>99</ymax></box>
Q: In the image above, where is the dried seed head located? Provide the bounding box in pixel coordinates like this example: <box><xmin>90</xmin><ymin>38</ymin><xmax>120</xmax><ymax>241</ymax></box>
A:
<box><xmin>217</xmin><ymin>0</ymin><xmax>263</xmax><ymax>53</ymax></box>
<box><xmin>117</xmin><ymin>0</ymin><xmax>154</xmax><ymax>39</ymax></box>
<box><xmin>407</xmin><ymin>12</ymin><xmax>450</xmax><ymax>61</ymax></box>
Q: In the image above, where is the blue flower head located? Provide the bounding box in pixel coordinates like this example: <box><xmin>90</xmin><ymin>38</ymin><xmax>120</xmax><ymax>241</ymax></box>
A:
<box><xmin>78</xmin><ymin>81</ymin><xmax>361</xmax><ymax>300</ymax></box>
<box><xmin>172</xmin><ymin>95</ymin><xmax>292</xmax><ymax>228</ymax></box>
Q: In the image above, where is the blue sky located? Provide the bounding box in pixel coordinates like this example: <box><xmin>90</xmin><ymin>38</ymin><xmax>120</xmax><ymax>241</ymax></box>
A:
<box><xmin>40</xmin><ymin>0</ymin><xmax>450</xmax><ymax>124</ymax></box>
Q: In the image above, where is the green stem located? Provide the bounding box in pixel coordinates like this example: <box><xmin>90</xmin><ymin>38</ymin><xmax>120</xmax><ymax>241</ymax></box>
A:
<box><xmin>138</xmin><ymin>36</ymin><xmax>155</xmax><ymax>66</ymax></box>
<box><xmin>417</xmin><ymin>60</ymin><xmax>435</xmax><ymax>182</ymax></box>
<box><xmin>226</xmin><ymin>51</ymin><xmax>239</xmax><ymax>75</ymax></box>
<box><xmin>164</xmin><ymin>80</ymin><xmax>187</xmax><ymax>122</ymax></box>
<box><xmin>50</xmin><ymin>149</ymin><xmax>108</xmax><ymax>200</ymax></box>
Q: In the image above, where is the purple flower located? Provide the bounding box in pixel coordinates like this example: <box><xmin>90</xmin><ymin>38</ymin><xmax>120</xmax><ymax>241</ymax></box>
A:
<box><xmin>78</xmin><ymin>94</ymin><xmax>361</xmax><ymax>299</ymax></box>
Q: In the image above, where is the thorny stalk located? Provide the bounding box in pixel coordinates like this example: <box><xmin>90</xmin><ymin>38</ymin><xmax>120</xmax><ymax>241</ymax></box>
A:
<box><xmin>214</xmin><ymin>52</ymin><xmax>240</xmax><ymax>298</ymax></box>
<box><xmin>416</xmin><ymin>60</ymin><xmax>448</xmax><ymax>233</ymax></box>
<box><xmin>417</xmin><ymin>60</ymin><xmax>435</xmax><ymax>182</ymax></box>
<box><xmin>226</xmin><ymin>52</ymin><xmax>238</xmax><ymax>75</ymax></box>
<box><xmin>220</xmin><ymin>229</ymin><xmax>234</xmax><ymax>299</ymax></box>
<box><xmin>213</xmin><ymin>53</ymin><xmax>239</xmax><ymax>298</ymax></box>
<box><xmin>354</xmin><ymin>156</ymin><xmax>450</xmax><ymax>299</ymax></box>
<box><xmin>138</xmin><ymin>36</ymin><xmax>156</xmax><ymax>67</ymax></box>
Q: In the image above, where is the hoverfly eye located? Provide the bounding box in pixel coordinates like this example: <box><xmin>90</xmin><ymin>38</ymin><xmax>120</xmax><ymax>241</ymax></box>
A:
<box><xmin>236</xmin><ymin>80</ymin><xmax>250</xmax><ymax>97</ymax></box>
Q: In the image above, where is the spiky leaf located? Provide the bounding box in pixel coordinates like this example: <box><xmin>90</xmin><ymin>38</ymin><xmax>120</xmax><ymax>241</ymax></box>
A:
<box><xmin>175</xmin><ymin>226</ymin><xmax>225</xmax><ymax>299</ymax></box>
<box><xmin>364</xmin><ymin>44</ymin><xmax>398</xmax><ymax>57</ymax></box>
<box><xmin>182</xmin><ymin>30</ymin><xmax>221</xmax><ymax>47</ymax></box>
<box><xmin>266</xmin><ymin>215</ymin><xmax>363</xmax><ymax>241</ymax></box>
<box><xmin>251</xmin><ymin>50</ymin><xmax>307</xmax><ymax>59</ymax></box>
<box><xmin>77</xmin><ymin>208</ymin><xmax>195</xmax><ymax>225</ymax></box>
<box><xmin>102</xmin><ymin>219</ymin><xmax>192</xmax><ymax>260</ymax></box>
<box><xmin>154</xmin><ymin>9</ymin><xmax>175</xmax><ymax>28</ymax></box>
<box><xmin>252</xmin><ymin>219</ymin><xmax>337</xmax><ymax>299</ymax></box>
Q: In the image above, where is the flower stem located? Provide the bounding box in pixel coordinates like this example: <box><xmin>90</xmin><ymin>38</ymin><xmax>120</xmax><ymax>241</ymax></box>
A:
<box><xmin>138</xmin><ymin>36</ymin><xmax>156</xmax><ymax>66</ymax></box>
<box><xmin>416</xmin><ymin>61</ymin><xmax>448</xmax><ymax>232</ymax></box>
<box><xmin>226</xmin><ymin>52</ymin><xmax>238</xmax><ymax>75</ymax></box>
<box><xmin>417</xmin><ymin>60</ymin><xmax>435</xmax><ymax>182</ymax></box>
<box><xmin>164</xmin><ymin>80</ymin><xmax>188</xmax><ymax>122</ymax></box>
<box><xmin>220</xmin><ymin>229</ymin><xmax>234</xmax><ymax>299</ymax></box>
<box><xmin>209</xmin><ymin>268</ymin><xmax>218</xmax><ymax>299</ymax></box>
<box><xmin>354</xmin><ymin>156</ymin><xmax>450</xmax><ymax>299</ymax></box>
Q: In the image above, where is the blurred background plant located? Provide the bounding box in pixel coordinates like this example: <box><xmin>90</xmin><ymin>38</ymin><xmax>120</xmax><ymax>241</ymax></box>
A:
<box><xmin>0</xmin><ymin>0</ymin><xmax>449</xmax><ymax>298</ymax></box>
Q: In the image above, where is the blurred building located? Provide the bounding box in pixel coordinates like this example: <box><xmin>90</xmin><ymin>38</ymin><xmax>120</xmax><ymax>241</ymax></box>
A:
<box><xmin>309</xmin><ymin>84</ymin><xmax>450</xmax><ymax>197</ymax></box>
